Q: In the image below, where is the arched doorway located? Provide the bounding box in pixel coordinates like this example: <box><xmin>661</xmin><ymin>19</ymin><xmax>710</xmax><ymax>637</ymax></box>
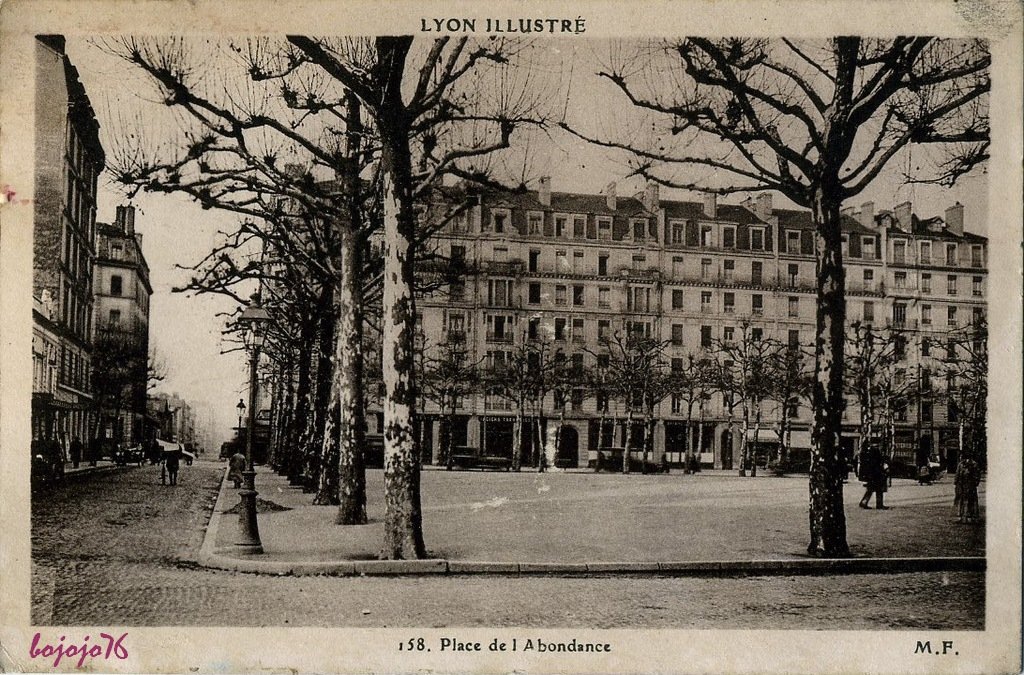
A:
<box><xmin>556</xmin><ymin>425</ymin><xmax>579</xmax><ymax>468</ymax></box>
<box><xmin>720</xmin><ymin>429</ymin><xmax>733</xmax><ymax>470</ymax></box>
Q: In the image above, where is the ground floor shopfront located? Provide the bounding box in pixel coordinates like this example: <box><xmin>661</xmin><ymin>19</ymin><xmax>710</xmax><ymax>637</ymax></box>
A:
<box><xmin>414</xmin><ymin>413</ymin><xmax>807</xmax><ymax>470</ymax></box>
<box><xmin>31</xmin><ymin>390</ymin><xmax>92</xmax><ymax>451</ymax></box>
<box><xmin>410</xmin><ymin>412</ymin><xmax>967</xmax><ymax>473</ymax></box>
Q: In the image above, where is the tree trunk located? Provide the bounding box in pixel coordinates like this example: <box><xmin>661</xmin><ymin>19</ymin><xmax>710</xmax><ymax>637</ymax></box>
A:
<box><xmin>378</xmin><ymin>114</ymin><xmax>426</xmax><ymax>559</ymax></box>
<box><xmin>511</xmin><ymin>402</ymin><xmax>523</xmax><ymax>471</ymax></box>
<box><xmin>439</xmin><ymin>403</ymin><xmax>453</xmax><ymax>469</ymax></box>
<box><xmin>334</xmin><ymin>158</ymin><xmax>368</xmax><ymax>524</ymax></box>
<box><xmin>537</xmin><ymin>415</ymin><xmax>548</xmax><ymax>472</ymax></box>
<box><xmin>776</xmin><ymin>400</ymin><xmax>789</xmax><ymax>470</ymax></box>
<box><xmin>622</xmin><ymin>407</ymin><xmax>634</xmax><ymax>474</ymax></box>
<box><xmin>684</xmin><ymin>400</ymin><xmax>694</xmax><ymax>474</ymax></box>
<box><xmin>739</xmin><ymin>397</ymin><xmax>750</xmax><ymax>477</ymax></box>
<box><xmin>289</xmin><ymin>320</ymin><xmax>316</xmax><ymax>485</ymax></box>
<box><xmin>958</xmin><ymin>418</ymin><xmax>965</xmax><ymax>463</ymax></box>
<box><xmin>751</xmin><ymin>400</ymin><xmax>761</xmax><ymax>477</ymax></box>
<box><xmin>806</xmin><ymin>188</ymin><xmax>850</xmax><ymax>558</ymax></box>
<box><xmin>554</xmin><ymin>406</ymin><xmax>566</xmax><ymax>469</ymax></box>
<box><xmin>311</xmin><ymin>297</ymin><xmax>338</xmax><ymax>503</ymax></box>
<box><xmin>696</xmin><ymin>399</ymin><xmax>704</xmax><ymax>467</ymax></box>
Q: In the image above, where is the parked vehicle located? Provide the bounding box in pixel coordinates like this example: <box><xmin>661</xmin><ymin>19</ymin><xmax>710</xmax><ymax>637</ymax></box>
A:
<box><xmin>31</xmin><ymin>438</ymin><xmax>66</xmax><ymax>485</ymax></box>
<box><xmin>593</xmin><ymin>447</ymin><xmax>669</xmax><ymax>473</ymax></box>
<box><xmin>113</xmin><ymin>444</ymin><xmax>146</xmax><ymax>466</ymax></box>
<box><xmin>889</xmin><ymin>456</ymin><xmax>943</xmax><ymax>481</ymax></box>
<box><xmin>447</xmin><ymin>445</ymin><xmax>512</xmax><ymax>471</ymax></box>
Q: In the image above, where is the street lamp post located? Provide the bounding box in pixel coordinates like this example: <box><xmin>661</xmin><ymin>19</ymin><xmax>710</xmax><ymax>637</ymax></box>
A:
<box><xmin>236</xmin><ymin>399</ymin><xmax>245</xmax><ymax>440</ymax></box>
<box><xmin>234</xmin><ymin>295</ymin><xmax>270</xmax><ymax>555</ymax></box>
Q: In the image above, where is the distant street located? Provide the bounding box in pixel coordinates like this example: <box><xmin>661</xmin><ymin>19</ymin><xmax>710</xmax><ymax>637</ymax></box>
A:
<box><xmin>32</xmin><ymin>463</ymin><xmax>982</xmax><ymax>629</ymax></box>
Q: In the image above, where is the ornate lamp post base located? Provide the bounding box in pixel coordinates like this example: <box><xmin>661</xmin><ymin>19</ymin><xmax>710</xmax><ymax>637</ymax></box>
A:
<box><xmin>234</xmin><ymin>469</ymin><xmax>263</xmax><ymax>554</ymax></box>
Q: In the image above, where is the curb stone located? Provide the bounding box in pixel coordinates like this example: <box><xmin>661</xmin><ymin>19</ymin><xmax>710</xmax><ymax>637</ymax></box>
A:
<box><xmin>196</xmin><ymin>470</ymin><xmax>986</xmax><ymax>578</ymax></box>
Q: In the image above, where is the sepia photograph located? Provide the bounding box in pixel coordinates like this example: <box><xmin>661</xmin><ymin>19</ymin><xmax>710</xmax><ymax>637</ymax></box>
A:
<box><xmin>1</xmin><ymin>2</ymin><xmax>1021</xmax><ymax>673</ymax></box>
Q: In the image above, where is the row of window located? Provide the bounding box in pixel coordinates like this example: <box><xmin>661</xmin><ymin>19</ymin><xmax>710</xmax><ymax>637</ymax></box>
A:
<box><xmin>891</xmin><ymin>238</ymin><xmax>984</xmax><ymax>267</ymax></box>
<box><xmin>489</xmin><ymin>277</ymin><xmax>807</xmax><ymax>317</ymax></box>
<box><xmin>60</xmin><ymin>281</ymin><xmax>91</xmax><ymax>340</ymax></box>
<box><xmin>58</xmin><ymin>344</ymin><xmax>89</xmax><ymax>392</ymax></box>
<box><xmin>471</xmin><ymin>380</ymin><xmax>959</xmax><ymax>421</ymax></box>
<box><xmin>888</xmin><ymin>302</ymin><xmax>984</xmax><ymax>328</ymax></box>
<box><xmin>891</xmin><ymin>271</ymin><xmax>983</xmax><ymax>296</ymax></box>
<box><xmin>470</xmin><ymin>209</ymin><xmax>849</xmax><ymax>256</ymax></box>
<box><xmin>474</xmin><ymin>312</ymin><xmax>800</xmax><ymax>350</ymax></box>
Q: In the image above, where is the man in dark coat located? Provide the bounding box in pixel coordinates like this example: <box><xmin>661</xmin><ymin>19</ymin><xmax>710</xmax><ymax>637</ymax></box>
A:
<box><xmin>164</xmin><ymin>444</ymin><xmax>182</xmax><ymax>486</ymax></box>
<box><xmin>859</xmin><ymin>443</ymin><xmax>889</xmax><ymax>509</ymax></box>
<box><xmin>70</xmin><ymin>437</ymin><xmax>82</xmax><ymax>469</ymax></box>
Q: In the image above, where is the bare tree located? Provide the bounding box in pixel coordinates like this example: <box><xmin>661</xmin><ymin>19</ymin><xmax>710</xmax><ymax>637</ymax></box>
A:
<box><xmin>284</xmin><ymin>36</ymin><xmax>549</xmax><ymax>557</ymax></box>
<box><xmin>768</xmin><ymin>342</ymin><xmax>813</xmax><ymax>474</ymax></box>
<box><xmin>587</xmin><ymin>331</ymin><xmax>669</xmax><ymax>474</ymax></box>
<box><xmin>418</xmin><ymin>332</ymin><xmax>482</xmax><ymax>468</ymax></box>
<box><xmin>711</xmin><ymin>323</ymin><xmax>779</xmax><ymax>477</ymax></box>
<box><xmin>92</xmin><ymin>329</ymin><xmax>148</xmax><ymax>446</ymax></box>
<box><xmin>669</xmin><ymin>354</ymin><xmax>715</xmax><ymax>473</ymax></box>
<box><xmin>572</xmin><ymin>37</ymin><xmax>989</xmax><ymax>556</ymax></box>
<box><xmin>942</xmin><ymin>318</ymin><xmax>987</xmax><ymax>467</ymax></box>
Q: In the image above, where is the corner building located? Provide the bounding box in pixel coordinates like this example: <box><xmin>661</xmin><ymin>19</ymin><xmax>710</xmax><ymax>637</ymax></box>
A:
<box><xmin>92</xmin><ymin>205</ymin><xmax>153</xmax><ymax>445</ymax></box>
<box><xmin>32</xmin><ymin>35</ymin><xmax>105</xmax><ymax>448</ymax></box>
<box><xmin>413</xmin><ymin>178</ymin><xmax>986</xmax><ymax>471</ymax></box>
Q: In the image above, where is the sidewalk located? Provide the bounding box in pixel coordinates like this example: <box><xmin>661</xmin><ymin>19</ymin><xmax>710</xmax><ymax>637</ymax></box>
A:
<box><xmin>199</xmin><ymin>464</ymin><xmax>985</xmax><ymax>577</ymax></box>
<box><xmin>63</xmin><ymin>460</ymin><xmax>126</xmax><ymax>478</ymax></box>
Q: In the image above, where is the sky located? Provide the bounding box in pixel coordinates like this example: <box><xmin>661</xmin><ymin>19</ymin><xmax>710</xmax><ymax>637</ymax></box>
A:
<box><xmin>62</xmin><ymin>37</ymin><xmax>989</xmax><ymax>448</ymax></box>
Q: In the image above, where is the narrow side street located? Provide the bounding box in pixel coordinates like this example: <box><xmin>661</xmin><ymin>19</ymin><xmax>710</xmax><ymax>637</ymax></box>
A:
<box><xmin>31</xmin><ymin>463</ymin><xmax>983</xmax><ymax>629</ymax></box>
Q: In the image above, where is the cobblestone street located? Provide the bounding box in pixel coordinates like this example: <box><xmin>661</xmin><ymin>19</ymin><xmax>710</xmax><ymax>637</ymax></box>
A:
<box><xmin>31</xmin><ymin>462</ymin><xmax>983</xmax><ymax>629</ymax></box>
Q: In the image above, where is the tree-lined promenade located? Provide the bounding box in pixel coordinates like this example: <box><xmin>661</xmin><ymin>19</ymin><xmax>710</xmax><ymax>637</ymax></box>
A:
<box><xmin>105</xmin><ymin>36</ymin><xmax>988</xmax><ymax>559</ymax></box>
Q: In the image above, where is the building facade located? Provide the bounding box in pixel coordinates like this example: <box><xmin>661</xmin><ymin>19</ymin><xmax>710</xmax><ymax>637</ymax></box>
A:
<box><xmin>32</xmin><ymin>35</ymin><xmax>105</xmax><ymax>448</ymax></box>
<box><xmin>414</xmin><ymin>179</ymin><xmax>987</xmax><ymax>471</ymax></box>
<box><xmin>147</xmin><ymin>393</ymin><xmax>198</xmax><ymax>449</ymax></box>
<box><xmin>92</xmin><ymin>205</ymin><xmax>153</xmax><ymax>446</ymax></box>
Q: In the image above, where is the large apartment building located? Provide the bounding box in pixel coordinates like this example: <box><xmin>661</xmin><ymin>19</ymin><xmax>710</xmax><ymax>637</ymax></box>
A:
<box><xmin>32</xmin><ymin>35</ymin><xmax>105</xmax><ymax>448</ymax></box>
<box><xmin>93</xmin><ymin>205</ymin><xmax>153</xmax><ymax>445</ymax></box>
<box><xmin>413</xmin><ymin>179</ymin><xmax>987</xmax><ymax>471</ymax></box>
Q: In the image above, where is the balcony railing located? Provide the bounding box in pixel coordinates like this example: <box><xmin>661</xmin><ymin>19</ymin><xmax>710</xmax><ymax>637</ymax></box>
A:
<box><xmin>618</xmin><ymin>267</ymin><xmax>662</xmax><ymax>280</ymax></box>
<box><xmin>886</xmin><ymin>318</ymin><xmax>919</xmax><ymax>329</ymax></box>
<box><xmin>485</xmin><ymin>333</ymin><xmax>514</xmax><ymax>344</ymax></box>
<box><xmin>846</xmin><ymin>281</ymin><xmax>884</xmax><ymax>294</ymax></box>
<box><xmin>482</xmin><ymin>259</ymin><xmax>524</xmax><ymax>275</ymax></box>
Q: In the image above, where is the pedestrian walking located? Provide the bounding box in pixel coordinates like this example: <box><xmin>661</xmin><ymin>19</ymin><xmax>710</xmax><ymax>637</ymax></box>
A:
<box><xmin>954</xmin><ymin>457</ymin><xmax>982</xmax><ymax>523</ymax></box>
<box><xmin>70</xmin><ymin>437</ymin><xmax>82</xmax><ymax>469</ymax></box>
<box><xmin>228</xmin><ymin>451</ymin><xmax>246</xmax><ymax>489</ymax></box>
<box><xmin>858</xmin><ymin>442</ymin><xmax>889</xmax><ymax>510</ymax></box>
<box><xmin>164</xmin><ymin>444</ymin><xmax>182</xmax><ymax>486</ymax></box>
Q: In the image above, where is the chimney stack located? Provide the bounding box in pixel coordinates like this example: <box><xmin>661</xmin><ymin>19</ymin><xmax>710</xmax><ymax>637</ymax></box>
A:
<box><xmin>859</xmin><ymin>201</ymin><xmax>875</xmax><ymax>228</ymax></box>
<box><xmin>894</xmin><ymin>201</ymin><xmax>913</xmax><ymax>231</ymax></box>
<box><xmin>756</xmin><ymin>193</ymin><xmax>773</xmax><ymax>220</ymax></box>
<box><xmin>702</xmin><ymin>191</ymin><xmax>717</xmax><ymax>218</ymax></box>
<box><xmin>115</xmin><ymin>205</ymin><xmax>136</xmax><ymax>236</ymax></box>
<box><xmin>945</xmin><ymin>202</ymin><xmax>964</xmax><ymax>236</ymax></box>
<box><xmin>605</xmin><ymin>182</ymin><xmax>617</xmax><ymax>210</ymax></box>
<box><xmin>538</xmin><ymin>176</ymin><xmax>551</xmax><ymax>207</ymax></box>
<box><xmin>643</xmin><ymin>181</ymin><xmax>660</xmax><ymax>212</ymax></box>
